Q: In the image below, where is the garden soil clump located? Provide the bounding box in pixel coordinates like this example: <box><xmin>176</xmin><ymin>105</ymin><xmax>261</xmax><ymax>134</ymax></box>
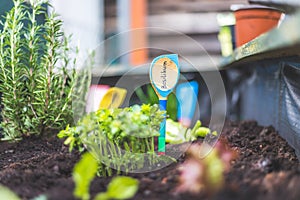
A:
<box><xmin>0</xmin><ymin>120</ymin><xmax>299</xmax><ymax>200</ymax></box>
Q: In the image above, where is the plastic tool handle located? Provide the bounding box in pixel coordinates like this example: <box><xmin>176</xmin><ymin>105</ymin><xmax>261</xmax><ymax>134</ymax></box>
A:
<box><xmin>158</xmin><ymin>99</ymin><xmax>167</xmax><ymax>155</ymax></box>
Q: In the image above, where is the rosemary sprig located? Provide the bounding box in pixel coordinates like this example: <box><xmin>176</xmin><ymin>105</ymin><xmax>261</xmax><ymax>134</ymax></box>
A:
<box><xmin>0</xmin><ymin>0</ymin><xmax>79</xmax><ymax>139</ymax></box>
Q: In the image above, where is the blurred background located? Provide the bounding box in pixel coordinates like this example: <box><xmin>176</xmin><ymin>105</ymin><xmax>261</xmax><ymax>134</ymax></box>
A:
<box><xmin>47</xmin><ymin>0</ymin><xmax>249</xmax><ymax>70</ymax></box>
<box><xmin>1</xmin><ymin>0</ymin><xmax>295</xmax><ymax>124</ymax></box>
<box><xmin>0</xmin><ymin>0</ymin><xmax>247</xmax><ymax>123</ymax></box>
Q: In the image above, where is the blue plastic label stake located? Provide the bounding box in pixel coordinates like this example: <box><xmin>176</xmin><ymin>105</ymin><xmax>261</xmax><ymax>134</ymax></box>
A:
<box><xmin>149</xmin><ymin>54</ymin><xmax>180</xmax><ymax>155</ymax></box>
<box><xmin>176</xmin><ymin>81</ymin><xmax>199</xmax><ymax>127</ymax></box>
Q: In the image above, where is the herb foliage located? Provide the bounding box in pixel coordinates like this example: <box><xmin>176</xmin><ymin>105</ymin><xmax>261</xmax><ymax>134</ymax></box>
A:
<box><xmin>58</xmin><ymin>104</ymin><xmax>167</xmax><ymax>176</ymax></box>
<box><xmin>0</xmin><ymin>0</ymin><xmax>79</xmax><ymax>139</ymax></box>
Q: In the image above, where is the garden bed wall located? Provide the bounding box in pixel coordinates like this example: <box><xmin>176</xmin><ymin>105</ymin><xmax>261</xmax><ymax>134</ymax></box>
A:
<box><xmin>235</xmin><ymin>56</ymin><xmax>300</xmax><ymax>159</ymax></box>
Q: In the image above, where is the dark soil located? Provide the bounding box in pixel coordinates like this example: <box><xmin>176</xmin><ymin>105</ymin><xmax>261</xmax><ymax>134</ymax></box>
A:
<box><xmin>0</xmin><ymin>120</ymin><xmax>299</xmax><ymax>200</ymax></box>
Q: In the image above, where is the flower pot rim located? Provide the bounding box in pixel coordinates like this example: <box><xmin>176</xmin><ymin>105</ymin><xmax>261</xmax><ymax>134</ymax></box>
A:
<box><xmin>231</xmin><ymin>4</ymin><xmax>284</xmax><ymax>13</ymax></box>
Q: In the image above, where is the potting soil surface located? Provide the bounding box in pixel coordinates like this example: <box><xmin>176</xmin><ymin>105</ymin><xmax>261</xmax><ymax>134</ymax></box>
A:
<box><xmin>0</xmin><ymin>120</ymin><xmax>299</xmax><ymax>200</ymax></box>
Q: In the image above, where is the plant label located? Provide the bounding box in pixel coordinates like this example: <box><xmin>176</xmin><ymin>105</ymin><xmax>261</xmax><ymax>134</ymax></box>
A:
<box><xmin>150</xmin><ymin>54</ymin><xmax>180</xmax><ymax>154</ymax></box>
<box><xmin>150</xmin><ymin>54</ymin><xmax>180</xmax><ymax>98</ymax></box>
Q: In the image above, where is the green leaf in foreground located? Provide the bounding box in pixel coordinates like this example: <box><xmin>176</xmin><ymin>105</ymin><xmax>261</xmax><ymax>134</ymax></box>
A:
<box><xmin>73</xmin><ymin>152</ymin><xmax>98</xmax><ymax>200</ymax></box>
<box><xmin>95</xmin><ymin>176</ymin><xmax>139</xmax><ymax>200</ymax></box>
<box><xmin>0</xmin><ymin>185</ymin><xmax>20</xmax><ymax>200</ymax></box>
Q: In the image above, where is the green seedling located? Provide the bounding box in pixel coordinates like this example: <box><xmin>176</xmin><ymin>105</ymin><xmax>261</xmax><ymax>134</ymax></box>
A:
<box><xmin>95</xmin><ymin>176</ymin><xmax>139</xmax><ymax>200</ymax></box>
<box><xmin>0</xmin><ymin>185</ymin><xmax>20</xmax><ymax>200</ymax></box>
<box><xmin>72</xmin><ymin>153</ymin><xmax>139</xmax><ymax>200</ymax></box>
<box><xmin>166</xmin><ymin>119</ymin><xmax>214</xmax><ymax>144</ymax></box>
<box><xmin>73</xmin><ymin>152</ymin><xmax>98</xmax><ymax>200</ymax></box>
<box><xmin>57</xmin><ymin>124</ymin><xmax>84</xmax><ymax>153</ymax></box>
<box><xmin>59</xmin><ymin>104</ymin><xmax>167</xmax><ymax>176</ymax></box>
<box><xmin>59</xmin><ymin>104</ymin><xmax>164</xmax><ymax>152</ymax></box>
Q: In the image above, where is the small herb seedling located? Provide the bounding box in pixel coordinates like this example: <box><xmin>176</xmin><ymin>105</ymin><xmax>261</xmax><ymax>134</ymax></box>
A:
<box><xmin>59</xmin><ymin>104</ymin><xmax>166</xmax><ymax>176</ymax></box>
<box><xmin>73</xmin><ymin>152</ymin><xmax>98</xmax><ymax>200</ymax></box>
<box><xmin>72</xmin><ymin>152</ymin><xmax>139</xmax><ymax>200</ymax></box>
<box><xmin>0</xmin><ymin>185</ymin><xmax>20</xmax><ymax>200</ymax></box>
<box><xmin>166</xmin><ymin>119</ymin><xmax>213</xmax><ymax>144</ymax></box>
<box><xmin>95</xmin><ymin>176</ymin><xmax>139</xmax><ymax>200</ymax></box>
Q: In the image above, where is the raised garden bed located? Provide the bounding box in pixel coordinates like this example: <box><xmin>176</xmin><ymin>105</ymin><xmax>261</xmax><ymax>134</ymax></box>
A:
<box><xmin>1</xmin><ymin>1</ymin><xmax>300</xmax><ymax>200</ymax></box>
<box><xmin>0</xmin><ymin>120</ymin><xmax>299</xmax><ymax>200</ymax></box>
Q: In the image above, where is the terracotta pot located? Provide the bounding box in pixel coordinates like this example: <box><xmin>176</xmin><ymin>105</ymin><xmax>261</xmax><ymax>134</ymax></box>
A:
<box><xmin>234</xmin><ymin>6</ymin><xmax>282</xmax><ymax>47</ymax></box>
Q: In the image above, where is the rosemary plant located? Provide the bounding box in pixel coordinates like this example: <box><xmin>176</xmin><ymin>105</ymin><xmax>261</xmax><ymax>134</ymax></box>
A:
<box><xmin>0</xmin><ymin>0</ymin><xmax>78</xmax><ymax>139</ymax></box>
